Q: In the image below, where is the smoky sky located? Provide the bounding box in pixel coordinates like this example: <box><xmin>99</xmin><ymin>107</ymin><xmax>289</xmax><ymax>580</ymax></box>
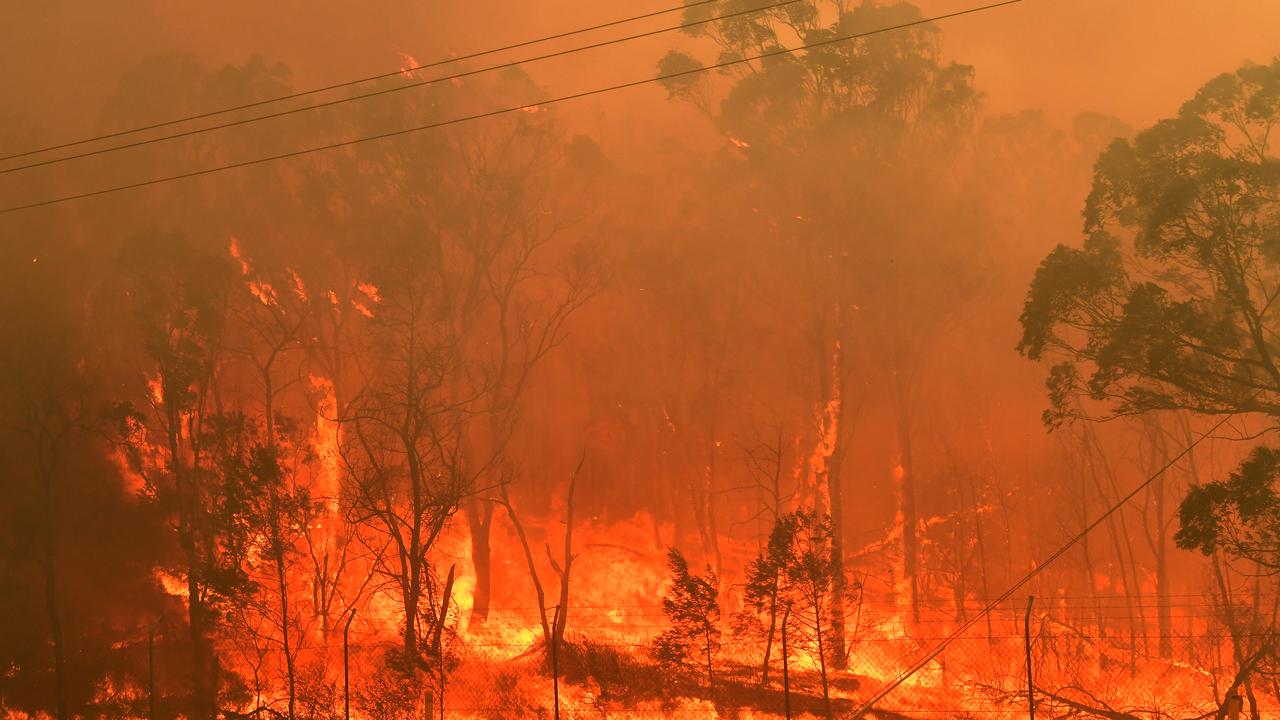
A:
<box><xmin>5</xmin><ymin>0</ymin><xmax>1279</xmax><ymax>154</ymax></box>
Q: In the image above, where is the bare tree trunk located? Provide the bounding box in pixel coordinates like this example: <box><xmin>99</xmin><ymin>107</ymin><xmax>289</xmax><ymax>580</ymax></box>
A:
<box><xmin>704</xmin><ymin>624</ymin><xmax>716</xmax><ymax>694</ymax></box>
<box><xmin>503</xmin><ymin>449</ymin><xmax>585</xmax><ymax>653</ymax></box>
<box><xmin>428</xmin><ymin>565</ymin><xmax>456</xmax><ymax>656</ymax></box>
<box><xmin>169</xmin><ymin>409</ymin><xmax>216</xmax><ymax>719</ymax></box>
<box><xmin>1081</xmin><ymin>427</ymin><xmax>1141</xmax><ymax>670</ymax></box>
<box><xmin>827</xmin><ymin>429</ymin><xmax>849</xmax><ymax>669</ymax></box>
<box><xmin>752</xmin><ymin>431</ymin><xmax>786</xmax><ymax>685</ymax></box>
<box><xmin>501</xmin><ymin>491</ymin><xmax>551</xmax><ymax>644</ymax></box>
<box><xmin>1153</xmin><ymin>469</ymin><xmax>1172</xmax><ymax>656</ymax></box>
<box><xmin>814</xmin><ymin>599</ymin><xmax>832</xmax><ymax>719</ymax></box>
<box><xmin>813</xmin><ymin>304</ymin><xmax>848</xmax><ymax>666</ymax></box>
<box><xmin>270</xmin><ymin>529</ymin><xmax>296</xmax><ymax>720</ymax></box>
<box><xmin>39</xmin><ymin>464</ymin><xmax>68</xmax><ymax>720</ymax></box>
<box><xmin>1211</xmin><ymin>553</ymin><xmax>1261</xmax><ymax>720</ymax></box>
<box><xmin>696</xmin><ymin>436</ymin><xmax>723</xmax><ymax>577</ymax></box>
<box><xmin>465</xmin><ymin>498</ymin><xmax>495</xmax><ymax>626</ymax></box>
<box><xmin>952</xmin><ymin>514</ymin><xmax>967</xmax><ymax>624</ymax></box>
<box><xmin>263</xmin><ymin>368</ymin><xmax>298</xmax><ymax>720</ymax></box>
<box><xmin>707</xmin><ymin>447</ymin><xmax>722</xmax><ymax>578</ymax></box>
<box><xmin>895</xmin><ymin>383</ymin><xmax>921</xmax><ymax>626</ymax></box>
<box><xmin>968</xmin><ymin>474</ymin><xmax>994</xmax><ymax>643</ymax></box>
<box><xmin>403</xmin><ymin>571</ymin><xmax>421</xmax><ymax>660</ymax></box>
<box><xmin>760</xmin><ymin>577</ymin><xmax>779</xmax><ymax>685</ymax></box>
<box><xmin>548</xmin><ymin>451</ymin><xmax>584</xmax><ymax>651</ymax></box>
<box><xmin>1141</xmin><ymin>417</ymin><xmax>1173</xmax><ymax>657</ymax></box>
<box><xmin>1067</xmin><ymin>435</ymin><xmax>1105</xmax><ymax>638</ymax></box>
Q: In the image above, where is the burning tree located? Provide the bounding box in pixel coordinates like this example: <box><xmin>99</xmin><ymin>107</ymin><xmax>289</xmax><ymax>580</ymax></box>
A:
<box><xmin>110</xmin><ymin>231</ymin><xmax>265</xmax><ymax>718</ymax></box>
<box><xmin>340</xmin><ymin>234</ymin><xmax>471</xmax><ymax>670</ymax></box>
<box><xmin>224</xmin><ymin>241</ymin><xmax>318</xmax><ymax>720</ymax></box>
<box><xmin>659</xmin><ymin>0</ymin><xmax>984</xmax><ymax>650</ymax></box>
<box><xmin>654</xmin><ymin>548</ymin><xmax>722</xmax><ymax>693</ymax></box>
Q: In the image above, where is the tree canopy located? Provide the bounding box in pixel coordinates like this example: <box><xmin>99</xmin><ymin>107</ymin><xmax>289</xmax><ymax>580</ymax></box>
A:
<box><xmin>1018</xmin><ymin>59</ymin><xmax>1280</xmax><ymax>425</ymax></box>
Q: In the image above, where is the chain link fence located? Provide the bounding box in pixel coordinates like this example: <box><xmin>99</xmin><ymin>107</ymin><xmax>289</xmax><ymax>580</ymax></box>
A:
<box><xmin>67</xmin><ymin>605</ymin><xmax>1280</xmax><ymax>719</ymax></box>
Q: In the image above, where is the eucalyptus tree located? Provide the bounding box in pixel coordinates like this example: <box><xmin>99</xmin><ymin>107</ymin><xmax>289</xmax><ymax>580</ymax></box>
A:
<box><xmin>654</xmin><ymin>548</ymin><xmax>722</xmax><ymax>692</ymax></box>
<box><xmin>0</xmin><ymin>259</ymin><xmax>90</xmax><ymax>720</ymax></box>
<box><xmin>110</xmin><ymin>232</ymin><xmax>254</xmax><ymax>718</ymax></box>
<box><xmin>740</xmin><ymin>510</ymin><xmax>839</xmax><ymax>713</ymax></box>
<box><xmin>659</xmin><ymin>0</ymin><xmax>980</xmax><ymax>651</ymax></box>
<box><xmin>1018</xmin><ymin>59</ymin><xmax>1280</xmax><ymax>702</ymax></box>
<box><xmin>1017</xmin><ymin>59</ymin><xmax>1280</xmax><ymax>559</ymax></box>
<box><xmin>1018</xmin><ymin>59</ymin><xmax>1280</xmax><ymax>426</ymax></box>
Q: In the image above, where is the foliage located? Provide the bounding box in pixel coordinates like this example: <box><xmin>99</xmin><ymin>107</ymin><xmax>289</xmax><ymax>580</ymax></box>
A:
<box><xmin>653</xmin><ymin>549</ymin><xmax>721</xmax><ymax>685</ymax></box>
<box><xmin>658</xmin><ymin>1</ymin><xmax>976</xmax><ymax>152</ymax></box>
<box><xmin>1018</xmin><ymin>59</ymin><xmax>1280</xmax><ymax>425</ymax></box>
<box><xmin>742</xmin><ymin>511</ymin><xmax>834</xmax><ymax>620</ymax></box>
<box><xmin>112</xmin><ymin>234</ymin><xmax>266</xmax><ymax>623</ymax></box>
<box><xmin>1177</xmin><ymin>445</ymin><xmax>1280</xmax><ymax>571</ymax></box>
<box><xmin>739</xmin><ymin>510</ymin><xmax>838</xmax><ymax>708</ymax></box>
<box><xmin>749</xmin><ymin>511</ymin><xmax>836</xmax><ymax>641</ymax></box>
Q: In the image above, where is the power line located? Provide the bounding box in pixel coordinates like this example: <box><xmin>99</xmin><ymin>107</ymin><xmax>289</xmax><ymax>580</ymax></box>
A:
<box><xmin>0</xmin><ymin>0</ymin><xmax>1023</xmax><ymax>215</ymax></box>
<box><xmin>847</xmin><ymin>413</ymin><xmax>1234</xmax><ymax>719</ymax></box>
<box><xmin>0</xmin><ymin>0</ymin><xmax>802</xmax><ymax>176</ymax></box>
<box><xmin>0</xmin><ymin>0</ymin><xmax>737</xmax><ymax>164</ymax></box>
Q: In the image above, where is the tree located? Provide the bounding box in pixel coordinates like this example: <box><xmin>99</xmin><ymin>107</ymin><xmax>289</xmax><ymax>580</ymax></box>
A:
<box><xmin>1018</xmin><ymin>58</ymin><xmax>1280</xmax><ymax>708</ymax></box>
<box><xmin>499</xmin><ymin>447</ymin><xmax>586</xmax><ymax>654</ymax></box>
<box><xmin>738</xmin><ymin>510</ymin><xmax>840</xmax><ymax>713</ymax></box>
<box><xmin>660</xmin><ymin>0</ymin><xmax>980</xmax><ymax>643</ymax></box>
<box><xmin>739</xmin><ymin>504</ymin><xmax>789</xmax><ymax>685</ymax></box>
<box><xmin>0</xmin><ymin>261</ymin><xmax>169</xmax><ymax>719</ymax></box>
<box><xmin>0</xmin><ymin>265</ymin><xmax>90</xmax><ymax>720</ymax></box>
<box><xmin>1017</xmin><ymin>59</ymin><xmax>1280</xmax><ymax>425</ymax></box>
<box><xmin>226</xmin><ymin>242</ymin><xmax>316</xmax><ymax>720</ymax></box>
<box><xmin>734</xmin><ymin>427</ymin><xmax>792</xmax><ymax>683</ymax></box>
<box><xmin>1177</xmin><ymin>445</ymin><xmax>1280</xmax><ymax>572</ymax></box>
<box><xmin>112</xmin><ymin>231</ymin><xmax>258</xmax><ymax>718</ymax></box>
<box><xmin>654</xmin><ymin>548</ymin><xmax>722</xmax><ymax>693</ymax></box>
<box><xmin>341</xmin><ymin>233</ymin><xmax>471</xmax><ymax>666</ymax></box>
<box><xmin>1177</xmin><ymin>450</ymin><xmax>1279</xmax><ymax>719</ymax></box>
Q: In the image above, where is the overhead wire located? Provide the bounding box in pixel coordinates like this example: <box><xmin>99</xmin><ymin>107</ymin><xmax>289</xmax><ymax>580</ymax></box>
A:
<box><xmin>0</xmin><ymin>0</ymin><xmax>803</xmax><ymax>175</ymax></box>
<box><xmin>0</xmin><ymin>0</ymin><xmax>737</xmax><ymax>164</ymax></box>
<box><xmin>0</xmin><ymin>0</ymin><xmax>1024</xmax><ymax>215</ymax></box>
<box><xmin>847</xmin><ymin>413</ymin><xmax>1235</xmax><ymax>718</ymax></box>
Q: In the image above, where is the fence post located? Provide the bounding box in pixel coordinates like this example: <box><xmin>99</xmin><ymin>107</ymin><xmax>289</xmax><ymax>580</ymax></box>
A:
<box><xmin>344</xmin><ymin>608</ymin><xmax>356</xmax><ymax>720</ymax></box>
<box><xmin>1025</xmin><ymin>595</ymin><xmax>1035</xmax><ymax>720</ymax></box>
<box><xmin>552</xmin><ymin>604</ymin><xmax>562</xmax><ymax>720</ymax></box>
<box><xmin>781</xmin><ymin>603</ymin><xmax>792</xmax><ymax>720</ymax></box>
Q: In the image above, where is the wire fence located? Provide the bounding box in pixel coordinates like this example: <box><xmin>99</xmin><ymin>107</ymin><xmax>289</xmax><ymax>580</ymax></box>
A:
<box><xmin>88</xmin><ymin>604</ymin><xmax>1280</xmax><ymax>719</ymax></box>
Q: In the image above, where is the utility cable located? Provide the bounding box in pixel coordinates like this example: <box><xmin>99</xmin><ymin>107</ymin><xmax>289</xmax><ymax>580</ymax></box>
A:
<box><xmin>0</xmin><ymin>0</ymin><xmax>802</xmax><ymax>175</ymax></box>
<box><xmin>0</xmin><ymin>0</ymin><xmax>739</xmax><ymax>163</ymax></box>
<box><xmin>848</xmin><ymin>413</ymin><xmax>1234</xmax><ymax>718</ymax></box>
<box><xmin>0</xmin><ymin>0</ymin><xmax>1023</xmax><ymax>215</ymax></box>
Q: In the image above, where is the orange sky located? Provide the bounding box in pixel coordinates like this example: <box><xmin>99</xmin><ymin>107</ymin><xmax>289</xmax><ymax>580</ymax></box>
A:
<box><xmin>4</xmin><ymin>1</ymin><xmax>1279</xmax><ymax>154</ymax></box>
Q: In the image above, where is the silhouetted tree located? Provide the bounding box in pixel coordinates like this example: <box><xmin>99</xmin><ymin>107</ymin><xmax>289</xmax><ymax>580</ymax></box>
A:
<box><xmin>1019</xmin><ymin>58</ymin><xmax>1280</xmax><ymax>705</ymax></box>
<box><xmin>654</xmin><ymin>548</ymin><xmax>721</xmax><ymax>692</ymax></box>
<box><xmin>0</xmin><ymin>270</ymin><xmax>90</xmax><ymax>720</ymax></box>
<box><xmin>340</xmin><ymin>234</ymin><xmax>470</xmax><ymax>667</ymax></box>
<box><xmin>1018</xmin><ymin>59</ymin><xmax>1280</xmax><ymax>424</ymax></box>
<box><xmin>1178</xmin><ymin>446</ymin><xmax>1280</xmax><ymax>572</ymax></box>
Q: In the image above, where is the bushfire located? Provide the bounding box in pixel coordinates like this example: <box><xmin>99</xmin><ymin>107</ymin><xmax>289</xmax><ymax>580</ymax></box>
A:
<box><xmin>2</xmin><ymin>1</ymin><xmax>1280</xmax><ymax>719</ymax></box>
